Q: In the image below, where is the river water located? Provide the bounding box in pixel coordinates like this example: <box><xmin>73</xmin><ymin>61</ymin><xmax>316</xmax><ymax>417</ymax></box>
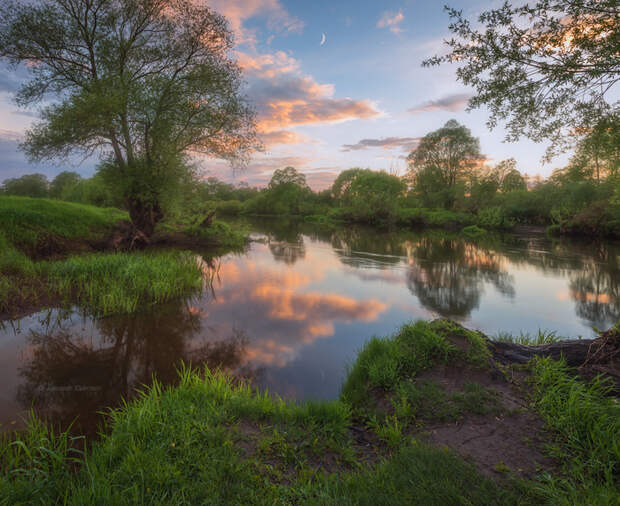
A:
<box><xmin>1</xmin><ymin>218</ymin><xmax>618</xmax><ymax>436</ymax></box>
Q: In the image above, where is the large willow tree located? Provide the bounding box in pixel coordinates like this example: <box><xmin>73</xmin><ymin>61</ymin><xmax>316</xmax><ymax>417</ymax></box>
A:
<box><xmin>0</xmin><ymin>0</ymin><xmax>257</xmax><ymax>238</ymax></box>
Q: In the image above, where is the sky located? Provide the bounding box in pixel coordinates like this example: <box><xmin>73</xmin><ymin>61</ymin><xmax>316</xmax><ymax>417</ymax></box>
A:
<box><xmin>0</xmin><ymin>0</ymin><xmax>572</xmax><ymax>190</ymax></box>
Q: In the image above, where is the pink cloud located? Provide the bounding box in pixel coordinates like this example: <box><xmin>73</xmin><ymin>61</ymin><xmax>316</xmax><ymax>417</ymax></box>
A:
<box><xmin>377</xmin><ymin>11</ymin><xmax>404</xmax><ymax>34</ymax></box>
<box><xmin>259</xmin><ymin>129</ymin><xmax>310</xmax><ymax>147</ymax></box>
<box><xmin>238</xmin><ymin>50</ymin><xmax>380</xmax><ymax>132</ymax></box>
<box><xmin>207</xmin><ymin>0</ymin><xmax>304</xmax><ymax>45</ymax></box>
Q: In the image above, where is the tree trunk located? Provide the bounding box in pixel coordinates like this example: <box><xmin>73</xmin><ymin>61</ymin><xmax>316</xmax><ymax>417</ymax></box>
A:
<box><xmin>126</xmin><ymin>197</ymin><xmax>164</xmax><ymax>245</ymax></box>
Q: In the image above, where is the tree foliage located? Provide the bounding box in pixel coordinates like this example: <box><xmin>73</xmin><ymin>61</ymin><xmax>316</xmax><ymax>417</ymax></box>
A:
<box><xmin>425</xmin><ymin>1</ymin><xmax>620</xmax><ymax>156</ymax></box>
<box><xmin>1</xmin><ymin>173</ymin><xmax>49</xmax><ymax>197</ymax></box>
<box><xmin>407</xmin><ymin>120</ymin><xmax>481</xmax><ymax>208</ymax></box>
<box><xmin>269</xmin><ymin>166</ymin><xmax>308</xmax><ymax>189</ymax></box>
<box><xmin>0</xmin><ymin>0</ymin><xmax>258</xmax><ymax>236</ymax></box>
<box><xmin>49</xmin><ymin>171</ymin><xmax>82</xmax><ymax>199</ymax></box>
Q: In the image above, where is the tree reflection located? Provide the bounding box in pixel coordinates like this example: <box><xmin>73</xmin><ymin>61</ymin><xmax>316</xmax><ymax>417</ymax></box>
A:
<box><xmin>16</xmin><ymin>301</ymin><xmax>259</xmax><ymax>437</ymax></box>
<box><xmin>568</xmin><ymin>243</ymin><xmax>620</xmax><ymax>328</ymax></box>
<box><xmin>268</xmin><ymin>240</ymin><xmax>306</xmax><ymax>265</ymax></box>
<box><xmin>330</xmin><ymin>227</ymin><xmax>412</xmax><ymax>269</ymax></box>
<box><xmin>406</xmin><ymin>237</ymin><xmax>515</xmax><ymax>318</ymax></box>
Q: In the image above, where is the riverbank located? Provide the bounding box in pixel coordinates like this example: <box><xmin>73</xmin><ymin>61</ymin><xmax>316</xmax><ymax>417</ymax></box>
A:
<box><xmin>216</xmin><ymin>199</ymin><xmax>620</xmax><ymax>239</ymax></box>
<box><xmin>0</xmin><ymin>196</ymin><xmax>247</xmax><ymax>319</ymax></box>
<box><xmin>1</xmin><ymin>319</ymin><xmax>618</xmax><ymax>504</ymax></box>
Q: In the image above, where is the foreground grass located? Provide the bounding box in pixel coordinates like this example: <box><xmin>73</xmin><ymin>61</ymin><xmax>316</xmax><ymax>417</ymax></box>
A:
<box><xmin>1</xmin><ymin>320</ymin><xmax>617</xmax><ymax>504</ymax></box>
<box><xmin>0</xmin><ymin>368</ymin><xmax>520</xmax><ymax>505</ymax></box>
<box><xmin>341</xmin><ymin>320</ymin><xmax>492</xmax><ymax>420</ymax></box>
<box><xmin>530</xmin><ymin>357</ymin><xmax>620</xmax><ymax>504</ymax></box>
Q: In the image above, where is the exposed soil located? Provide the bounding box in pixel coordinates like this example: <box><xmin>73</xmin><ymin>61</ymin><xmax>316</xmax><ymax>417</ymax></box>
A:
<box><xmin>414</xmin><ymin>362</ymin><xmax>552</xmax><ymax>479</ymax></box>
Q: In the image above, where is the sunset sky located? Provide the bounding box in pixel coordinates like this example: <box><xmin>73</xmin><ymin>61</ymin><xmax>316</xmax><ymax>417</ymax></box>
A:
<box><xmin>0</xmin><ymin>0</ymin><xmax>572</xmax><ymax>189</ymax></box>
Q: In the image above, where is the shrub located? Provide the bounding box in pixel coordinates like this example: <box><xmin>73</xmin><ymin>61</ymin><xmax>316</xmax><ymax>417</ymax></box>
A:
<box><xmin>215</xmin><ymin>200</ymin><xmax>242</xmax><ymax>216</ymax></box>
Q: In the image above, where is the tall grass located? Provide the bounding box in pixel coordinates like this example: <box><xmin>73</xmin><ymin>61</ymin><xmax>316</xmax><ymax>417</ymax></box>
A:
<box><xmin>0</xmin><ymin>413</ymin><xmax>84</xmax><ymax>505</ymax></box>
<box><xmin>42</xmin><ymin>251</ymin><xmax>204</xmax><ymax>316</ymax></box>
<box><xmin>494</xmin><ymin>329</ymin><xmax>560</xmax><ymax>345</ymax></box>
<box><xmin>530</xmin><ymin>357</ymin><xmax>620</xmax><ymax>502</ymax></box>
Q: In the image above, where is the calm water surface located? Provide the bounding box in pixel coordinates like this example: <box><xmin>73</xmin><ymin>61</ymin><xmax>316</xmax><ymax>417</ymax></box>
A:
<box><xmin>1</xmin><ymin>218</ymin><xmax>618</xmax><ymax>435</ymax></box>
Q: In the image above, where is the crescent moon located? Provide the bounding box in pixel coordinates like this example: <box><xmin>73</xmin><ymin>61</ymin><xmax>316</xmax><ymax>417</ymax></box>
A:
<box><xmin>320</xmin><ymin>33</ymin><xmax>326</xmax><ymax>46</ymax></box>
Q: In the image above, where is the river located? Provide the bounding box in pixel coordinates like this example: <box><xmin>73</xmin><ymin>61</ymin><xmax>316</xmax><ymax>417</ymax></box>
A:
<box><xmin>1</xmin><ymin>217</ymin><xmax>618</xmax><ymax>436</ymax></box>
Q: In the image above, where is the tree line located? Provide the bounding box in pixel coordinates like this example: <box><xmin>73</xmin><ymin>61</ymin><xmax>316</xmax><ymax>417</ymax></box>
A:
<box><xmin>0</xmin><ymin>0</ymin><xmax>617</xmax><ymax>239</ymax></box>
<box><xmin>4</xmin><ymin>116</ymin><xmax>617</xmax><ymax>237</ymax></box>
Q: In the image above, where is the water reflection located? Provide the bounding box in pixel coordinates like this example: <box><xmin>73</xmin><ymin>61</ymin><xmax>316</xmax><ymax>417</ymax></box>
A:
<box><xmin>1</xmin><ymin>218</ymin><xmax>619</xmax><ymax>435</ymax></box>
<box><xmin>406</xmin><ymin>237</ymin><xmax>515</xmax><ymax>317</ymax></box>
<box><xmin>12</xmin><ymin>301</ymin><xmax>258</xmax><ymax>437</ymax></box>
<box><xmin>568</xmin><ymin>244</ymin><xmax>619</xmax><ymax>328</ymax></box>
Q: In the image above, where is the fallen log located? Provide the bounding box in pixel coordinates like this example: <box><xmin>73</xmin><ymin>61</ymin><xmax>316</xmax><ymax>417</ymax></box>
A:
<box><xmin>489</xmin><ymin>339</ymin><xmax>596</xmax><ymax>366</ymax></box>
<box><xmin>488</xmin><ymin>327</ymin><xmax>620</xmax><ymax>390</ymax></box>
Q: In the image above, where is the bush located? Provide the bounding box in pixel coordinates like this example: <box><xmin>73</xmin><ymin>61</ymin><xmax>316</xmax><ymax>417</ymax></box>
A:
<box><xmin>477</xmin><ymin>207</ymin><xmax>514</xmax><ymax>230</ymax></box>
<box><xmin>184</xmin><ymin>220</ymin><xmax>247</xmax><ymax>249</ymax></box>
<box><xmin>215</xmin><ymin>200</ymin><xmax>242</xmax><ymax>216</ymax></box>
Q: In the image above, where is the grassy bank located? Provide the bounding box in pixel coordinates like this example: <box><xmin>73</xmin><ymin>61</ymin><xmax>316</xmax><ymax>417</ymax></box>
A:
<box><xmin>0</xmin><ymin>196</ymin><xmax>246</xmax><ymax>318</ymax></box>
<box><xmin>0</xmin><ymin>196</ymin><xmax>127</xmax><ymax>253</ymax></box>
<box><xmin>2</xmin><ymin>320</ymin><xmax>617</xmax><ymax>504</ymax></box>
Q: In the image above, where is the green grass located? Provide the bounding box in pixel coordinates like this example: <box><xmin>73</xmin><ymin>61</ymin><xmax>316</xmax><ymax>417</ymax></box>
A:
<box><xmin>494</xmin><ymin>329</ymin><xmax>561</xmax><ymax>345</ymax></box>
<box><xmin>0</xmin><ymin>196</ymin><xmax>127</xmax><ymax>250</ymax></box>
<box><xmin>0</xmin><ymin>413</ymin><xmax>85</xmax><ymax>505</ymax></box>
<box><xmin>183</xmin><ymin>220</ymin><xmax>247</xmax><ymax>250</ymax></box>
<box><xmin>0</xmin><ymin>196</ymin><xmax>246</xmax><ymax>317</ymax></box>
<box><xmin>0</xmin><ymin>248</ymin><xmax>206</xmax><ymax>318</ymax></box>
<box><xmin>340</xmin><ymin>320</ymin><xmax>491</xmax><ymax>421</ymax></box>
<box><xmin>462</xmin><ymin>224</ymin><xmax>487</xmax><ymax>237</ymax></box>
<box><xmin>529</xmin><ymin>357</ymin><xmax>620</xmax><ymax>504</ymax></box>
<box><xmin>41</xmin><ymin>250</ymin><xmax>204</xmax><ymax>316</ymax></box>
<box><xmin>0</xmin><ymin>367</ymin><xmax>524</xmax><ymax>505</ymax></box>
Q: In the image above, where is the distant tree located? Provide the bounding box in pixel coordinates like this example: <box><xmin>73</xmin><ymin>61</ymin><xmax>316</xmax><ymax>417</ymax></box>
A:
<box><xmin>340</xmin><ymin>170</ymin><xmax>407</xmax><ymax>222</ymax></box>
<box><xmin>269</xmin><ymin>167</ymin><xmax>307</xmax><ymax>189</ymax></box>
<box><xmin>424</xmin><ymin>1</ymin><xmax>620</xmax><ymax>156</ymax></box>
<box><xmin>64</xmin><ymin>173</ymin><xmax>120</xmax><ymax>207</ymax></box>
<box><xmin>569</xmin><ymin>113</ymin><xmax>620</xmax><ymax>182</ymax></box>
<box><xmin>331</xmin><ymin>168</ymin><xmax>368</xmax><ymax>202</ymax></box>
<box><xmin>493</xmin><ymin>159</ymin><xmax>526</xmax><ymax>193</ymax></box>
<box><xmin>0</xmin><ymin>0</ymin><xmax>258</xmax><ymax>239</ymax></box>
<box><xmin>266</xmin><ymin>167</ymin><xmax>310</xmax><ymax>215</ymax></box>
<box><xmin>500</xmin><ymin>170</ymin><xmax>527</xmax><ymax>193</ymax></box>
<box><xmin>406</xmin><ymin>120</ymin><xmax>481</xmax><ymax>209</ymax></box>
<box><xmin>202</xmin><ymin>177</ymin><xmax>236</xmax><ymax>201</ymax></box>
<box><xmin>469</xmin><ymin>171</ymin><xmax>499</xmax><ymax>212</ymax></box>
<box><xmin>50</xmin><ymin>171</ymin><xmax>81</xmax><ymax>199</ymax></box>
<box><xmin>1</xmin><ymin>173</ymin><xmax>49</xmax><ymax>197</ymax></box>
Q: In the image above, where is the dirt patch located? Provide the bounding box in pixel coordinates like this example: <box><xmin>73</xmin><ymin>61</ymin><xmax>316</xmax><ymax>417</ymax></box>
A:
<box><xmin>417</xmin><ymin>364</ymin><xmax>527</xmax><ymax>412</ymax></box>
<box><xmin>413</xmin><ymin>362</ymin><xmax>552</xmax><ymax>479</ymax></box>
<box><xmin>421</xmin><ymin>410</ymin><xmax>551</xmax><ymax>479</ymax></box>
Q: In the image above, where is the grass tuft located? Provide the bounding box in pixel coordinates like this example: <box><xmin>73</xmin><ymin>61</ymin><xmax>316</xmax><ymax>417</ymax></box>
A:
<box><xmin>42</xmin><ymin>250</ymin><xmax>204</xmax><ymax>316</ymax></box>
